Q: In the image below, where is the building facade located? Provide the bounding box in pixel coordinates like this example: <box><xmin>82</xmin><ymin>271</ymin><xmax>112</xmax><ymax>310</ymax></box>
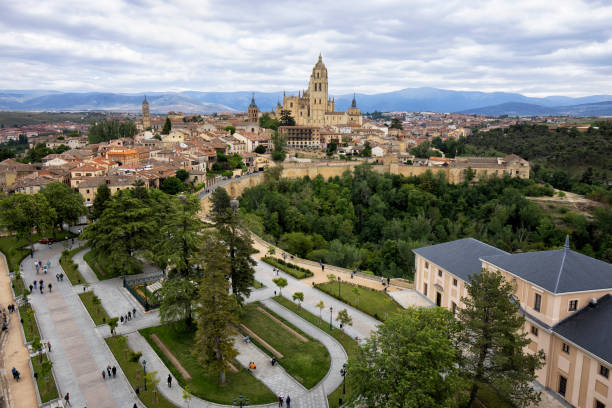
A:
<box><xmin>413</xmin><ymin>238</ymin><xmax>612</xmax><ymax>408</ymax></box>
<box><xmin>275</xmin><ymin>55</ymin><xmax>362</xmax><ymax>126</ymax></box>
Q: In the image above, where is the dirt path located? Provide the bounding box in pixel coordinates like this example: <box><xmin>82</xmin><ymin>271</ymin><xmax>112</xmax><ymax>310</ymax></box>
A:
<box><xmin>150</xmin><ymin>333</ymin><xmax>192</xmax><ymax>381</ymax></box>
<box><xmin>0</xmin><ymin>254</ymin><xmax>38</xmax><ymax>408</ymax></box>
<box><xmin>256</xmin><ymin>306</ymin><xmax>308</xmax><ymax>342</ymax></box>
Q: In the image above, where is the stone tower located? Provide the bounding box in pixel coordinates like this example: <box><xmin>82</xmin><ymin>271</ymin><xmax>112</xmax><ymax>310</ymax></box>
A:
<box><xmin>248</xmin><ymin>93</ymin><xmax>259</xmax><ymax>123</ymax></box>
<box><xmin>308</xmin><ymin>54</ymin><xmax>328</xmax><ymax>125</ymax></box>
<box><xmin>142</xmin><ymin>96</ymin><xmax>151</xmax><ymax>130</ymax></box>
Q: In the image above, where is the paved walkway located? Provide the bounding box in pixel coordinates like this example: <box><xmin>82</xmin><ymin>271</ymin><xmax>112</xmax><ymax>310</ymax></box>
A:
<box><xmin>21</xmin><ymin>242</ymin><xmax>142</xmax><ymax>408</ymax></box>
<box><xmin>71</xmin><ymin>247</ymin><xmax>99</xmax><ymax>284</ymax></box>
<box><xmin>0</xmin><ymin>252</ymin><xmax>38</xmax><ymax>408</ymax></box>
<box><xmin>389</xmin><ymin>289</ymin><xmax>433</xmax><ymax>308</ymax></box>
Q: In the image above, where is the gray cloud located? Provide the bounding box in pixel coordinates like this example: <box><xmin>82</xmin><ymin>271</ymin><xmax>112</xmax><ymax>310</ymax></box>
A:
<box><xmin>0</xmin><ymin>0</ymin><xmax>611</xmax><ymax>96</ymax></box>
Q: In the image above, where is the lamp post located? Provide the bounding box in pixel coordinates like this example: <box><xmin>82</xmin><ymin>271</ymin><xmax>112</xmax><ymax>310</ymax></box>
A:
<box><xmin>337</xmin><ymin>276</ymin><xmax>341</xmax><ymax>297</ymax></box>
<box><xmin>122</xmin><ymin>261</ymin><xmax>126</xmax><ymax>287</ymax></box>
<box><xmin>233</xmin><ymin>394</ymin><xmax>249</xmax><ymax>407</ymax></box>
<box><xmin>329</xmin><ymin>306</ymin><xmax>333</xmax><ymax>330</ymax></box>
<box><xmin>143</xmin><ymin>359</ymin><xmax>147</xmax><ymax>391</ymax></box>
<box><xmin>340</xmin><ymin>363</ymin><xmax>347</xmax><ymax>394</ymax></box>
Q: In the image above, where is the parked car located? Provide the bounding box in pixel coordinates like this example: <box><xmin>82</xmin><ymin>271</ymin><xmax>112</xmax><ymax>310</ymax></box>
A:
<box><xmin>38</xmin><ymin>238</ymin><xmax>54</xmax><ymax>244</ymax></box>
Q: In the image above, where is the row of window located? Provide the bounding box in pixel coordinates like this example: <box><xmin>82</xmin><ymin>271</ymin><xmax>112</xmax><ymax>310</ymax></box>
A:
<box><xmin>558</xmin><ymin>374</ymin><xmax>607</xmax><ymax>407</ymax></box>
<box><xmin>533</xmin><ymin>294</ymin><xmax>580</xmax><ymax>313</ymax></box>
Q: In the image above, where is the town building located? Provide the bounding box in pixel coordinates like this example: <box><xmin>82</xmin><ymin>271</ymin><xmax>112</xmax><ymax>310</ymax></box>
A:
<box><xmin>276</xmin><ymin>55</ymin><xmax>362</xmax><ymax>126</ymax></box>
<box><xmin>413</xmin><ymin>238</ymin><xmax>612</xmax><ymax>408</ymax></box>
<box><xmin>279</xmin><ymin>126</ymin><xmax>321</xmax><ymax>149</ymax></box>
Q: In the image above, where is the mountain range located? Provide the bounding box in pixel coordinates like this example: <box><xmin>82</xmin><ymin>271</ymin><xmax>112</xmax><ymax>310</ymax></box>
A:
<box><xmin>1</xmin><ymin>88</ymin><xmax>612</xmax><ymax>117</ymax></box>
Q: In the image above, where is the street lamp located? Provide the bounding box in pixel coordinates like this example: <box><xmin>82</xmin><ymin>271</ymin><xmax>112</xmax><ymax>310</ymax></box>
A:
<box><xmin>233</xmin><ymin>394</ymin><xmax>249</xmax><ymax>407</ymax></box>
<box><xmin>142</xmin><ymin>359</ymin><xmax>147</xmax><ymax>391</ymax></box>
<box><xmin>329</xmin><ymin>306</ymin><xmax>333</xmax><ymax>330</ymax></box>
<box><xmin>122</xmin><ymin>261</ymin><xmax>126</xmax><ymax>287</ymax></box>
<box><xmin>337</xmin><ymin>276</ymin><xmax>341</xmax><ymax>297</ymax></box>
<box><xmin>340</xmin><ymin>363</ymin><xmax>347</xmax><ymax>394</ymax></box>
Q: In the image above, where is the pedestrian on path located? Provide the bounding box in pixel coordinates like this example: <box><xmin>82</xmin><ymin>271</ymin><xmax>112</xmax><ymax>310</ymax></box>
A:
<box><xmin>286</xmin><ymin>395</ymin><xmax>291</xmax><ymax>408</ymax></box>
<box><xmin>120</xmin><ymin>316</ymin><xmax>124</xmax><ymax>324</ymax></box>
<box><xmin>128</xmin><ymin>311</ymin><xmax>132</xmax><ymax>320</ymax></box>
<box><xmin>106</xmin><ymin>365</ymin><xmax>111</xmax><ymax>377</ymax></box>
<box><xmin>112</xmin><ymin>365</ymin><xmax>116</xmax><ymax>377</ymax></box>
<box><xmin>60</xmin><ymin>273</ymin><xmax>64</xmax><ymax>281</ymax></box>
<box><xmin>39</xmin><ymin>279</ymin><xmax>43</xmax><ymax>288</ymax></box>
<box><xmin>132</xmin><ymin>308</ymin><xmax>136</xmax><ymax>318</ymax></box>
<box><xmin>167</xmin><ymin>374</ymin><xmax>172</xmax><ymax>388</ymax></box>
<box><xmin>64</xmin><ymin>392</ymin><xmax>71</xmax><ymax>406</ymax></box>
<box><xmin>48</xmin><ymin>341</ymin><xmax>51</xmax><ymax>352</ymax></box>
<box><xmin>48</xmin><ymin>283</ymin><xmax>52</xmax><ymax>292</ymax></box>
<box><xmin>102</xmin><ymin>370</ymin><xmax>106</xmax><ymax>380</ymax></box>
<box><xmin>278</xmin><ymin>394</ymin><xmax>284</xmax><ymax>407</ymax></box>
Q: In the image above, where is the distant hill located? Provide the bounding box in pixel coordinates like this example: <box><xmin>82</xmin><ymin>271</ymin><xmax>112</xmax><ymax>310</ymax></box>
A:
<box><xmin>1</xmin><ymin>88</ymin><xmax>612</xmax><ymax>116</ymax></box>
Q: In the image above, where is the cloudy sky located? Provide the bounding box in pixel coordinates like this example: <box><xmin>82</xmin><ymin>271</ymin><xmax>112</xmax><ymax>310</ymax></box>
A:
<box><xmin>1</xmin><ymin>0</ymin><xmax>612</xmax><ymax>96</ymax></box>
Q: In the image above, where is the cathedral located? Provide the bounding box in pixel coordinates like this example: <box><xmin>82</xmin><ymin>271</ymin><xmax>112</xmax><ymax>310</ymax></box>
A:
<box><xmin>275</xmin><ymin>55</ymin><xmax>362</xmax><ymax>127</ymax></box>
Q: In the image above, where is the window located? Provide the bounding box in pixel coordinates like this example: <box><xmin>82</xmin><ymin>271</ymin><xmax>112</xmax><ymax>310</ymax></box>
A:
<box><xmin>595</xmin><ymin>400</ymin><xmax>606</xmax><ymax>408</ymax></box>
<box><xmin>531</xmin><ymin>325</ymin><xmax>538</xmax><ymax>336</ymax></box>
<box><xmin>558</xmin><ymin>375</ymin><xmax>567</xmax><ymax>397</ymax></box>
<box><xmin>453</xmin><ymin>278</ymin><xmax>458</xmax><ymax>287</ymax></box>
<box><xmin>438</xmin><ymin>269</ymin><xmax>443</xmax><ymax>277</ymax></box>
<box><xmin>436</xmin><ymin>292</ymin><xmax>442</xmax><ymax>307</ymax></box>
<box><xmin>562</xmin><ymin>343</ymin><xmax>570</xmax><ymax>354</ymax></box>
<box><xmin>425</xmin><ymin>262</ymin><xmax>429</xmax><ymax>269</ymax></box>
<box><xmin>534</xmin><ymin>293</ymin><xmax>542</xmax><ymax>312</ymax></box>
<box><xmin>423</xmin><ymin>283</ymin><xmax>428</xmax><ymax>297</ymax></box>
<box><xmin>568</xmin><ymin>300</ymin><xmax>578</xmax><ymax>311</ymax></box>
<box><xmin>452</xmin><ymin>302</ymin><xmax>457</xmax><ymax>316</ymax></box>
<box><xmin>600</xmin><ymin>365</ymin><xmax>609</xmax><ymax>379</ymax></box>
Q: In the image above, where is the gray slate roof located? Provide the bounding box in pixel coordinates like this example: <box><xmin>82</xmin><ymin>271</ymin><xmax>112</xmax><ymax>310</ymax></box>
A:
<box><xmin>412</xmin><ymin>238</ymin><xmax>508</xmax><ymax>282</ymax></box>
<box><xmin>481</xmin><ymin>248</ymin><xmax>612</xmax><ymax>294</ymax></box>
<box><xmin>554</xmin><ymin>294</ymin><xmax>612</xmax><ymax>365</ymax></box>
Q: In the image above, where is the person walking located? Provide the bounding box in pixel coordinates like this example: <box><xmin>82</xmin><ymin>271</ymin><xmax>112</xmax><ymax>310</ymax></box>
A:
<box><xmin>33</xmin><ymin>280</ymin><xmax>37</xmax><ymax>289</ymax></box>
<box><xmin>48</xmin><ymin>283</ymin><xmax>52</xmax><ymax>292</ymax></box>
<box><xmin>47</xmin><ymin>341</ymin><xmax>51</xmax><ymax>352</ymax></box>
<box><xmin>112</xmin><ymin>365</ymin><xmax>116</xmax><ymax>377</ymax></box>
<box><xmin>102</xmin><ymin>370</ymin><xmax>106</xmax><ymax>380</ymax></box>
<box><xmin>132</xmin><ymin>308</ymin><xmax>136</xmax><ymax>318</ymax></box>
<box><xmin>64</xmin><ymin>392</ymin><xmax>71</xmax><ymax>406</ymax></box>
<box><xmin>286</xmin><ymin>395</ymin><xmax>291</xmax><ymax>408</ymax></box>
<box><xmin>106</xmin><ymin>365</ymin><xmax>111</xmax><ymax>377</ymax></box>
<box><xmin>120</xmin><ymin>316</ymin><xmax>124</xmax><ymax>324</ymax></box>
<box><xmin>39</xmin><ymin>279</ymin><xmax>43</xmax><ymax>289</ymax></box>
<box><xmin>128</xmin><ymin>311</ymin><xmax>132</xmax><ymax>320</ymax></box>
<box><xmin>278</xmin><ymin>394</ymin><xmax>284</xmax><ymax>407</ymax></box>
<box><xmin>167</xmin><ymin>374</ymin><xmax>172</xmax><ymax>388</ymax></box>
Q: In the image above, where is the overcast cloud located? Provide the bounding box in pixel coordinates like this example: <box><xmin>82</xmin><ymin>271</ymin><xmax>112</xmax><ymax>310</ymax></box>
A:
<box><xmin>1</xmin><ymin>0</ymin><xmax>612</xmax><ymax>96</ymax></box>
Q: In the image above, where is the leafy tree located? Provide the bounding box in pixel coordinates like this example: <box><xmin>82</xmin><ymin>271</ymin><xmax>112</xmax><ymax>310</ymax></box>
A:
<box><xmin>352</xmin><ymin>286</ymin><xmax>360</xmax><ymax>306</ymax></box>
<box><xmin>161</xmin><ymin>118</ymin><xmax>172</xmax><ymax>135</ymax></box>
<box><xmin>316</xmin><ymin>300</ymin><xmax>325</xmax><ymax>321</ymax></box>
<box><xmin>349</xmin><ymin>307</ymin><xmax>464</xmax><ymax>408</ymax></box>
<box><xmin>259</xmin><ymin>113</ymin><xmax>280</xmax><ymax>130</ymax></box>
<box><xmin>336</xmin><ymin>309</ymin><xmax>352</xmax><ymax>331</ymax></box>
<box><xmin>194</xmin><ymin>232</ymin><xmax>238</xmax><ymax>385</ymax></box>
<box><xmin>158</xmin><ymin>278</ymin><xmax>198</xmax><ymax>325</ymax></box>
<box><xmin>360</xmin><ymin>141</ymin><xmax>372</xmax><ymax>157</ymax></box>
<box><xmin>146</xmin><ymin>371</ymin><xmax>161</xmax><ymax>403</ymax></box>
<box><xmin>40</xmin><ymin>182</ymin><xmax>85</xmax><ymax>238</ymax></box>
<box><xmin>154</xmin><ymin>194</ymin><xmax>204</xmax><ymax>278</ymax></box>
<box><xmin>271</xmin><ymin>131</ymin><xmax>286</xmax><ymax>162</ymax></box>
<box><xmin>41</xmin><ymin>358</ymin><xmax>53</xmax><ymax>393</ymax></box>
<box><xmin>389</xmin><ymin>118</ymin><xmax>403</xmax><ymax>129</ymax></box>
<box><xmin>326</xmin><ymin>141</ymin><xmax>338</xmax><ymax>156</ymax></box>
<box><xmin>210</xmin><ymin>187</ymin><xmax>231</xmax><ymax>221</ymax></box>
<box><xmin>292</xmin><ymin>291</ymin><xmax>304</xmax><ymax>309</ymax></box>
<box><xmin>459</xmin><ymin>270</ymin><xmax>545</xmax><ymax>408</ymax></box>
<box><xmin>108</xmin><ymin>317</ymin><xmax>119</xmax><ymax>335</ymax></box>
<box><xmin>92</xmin><ymin>183</ymin><xmax>111</xmax><ymax>220</ymax></box>
<box><xmin>82</xmin><ymin>189</ymin><xmax>158</xmax><ymax>276</ymax></box>
<box><xmin>279</xmin><ymin>109</ymin><xmax>296</xmax><ymax>126</ymax></box>
<box><xmin>22</xmin><ymin>143</ymin><xmax>71</xmax><ymax>163</ymax></box>
<box><xmin>175</xmin><ymin>169</ymin><xmax>189</xmax><ymax>182</ymax></box>
<box><xmin>160</xmin><ymin>177</ymin><xmax>185</xmax><ymax>195</ymax></box>
<box><xmin>0</xmin><ymin>193</ymin><xmax>54</xmax><ymax>255</ymax></box>
<box><xmin>88</xmin><ymin>119</ymin><xmax>136</xmax><ymax>143</ymax></box>
<box><xmin>224</xmin><ymin>125</ymin><xmax>236</xmax><ymax>135</ymax></box>
<box><xmin>254</xmin><ymin>144</ymin><xmax>267</xmax><ymax>154</ymax></box>
<box><xmin>273</xmin><ymin>277</ymin><xmax>287</xmax><ymax>295</ymax></box>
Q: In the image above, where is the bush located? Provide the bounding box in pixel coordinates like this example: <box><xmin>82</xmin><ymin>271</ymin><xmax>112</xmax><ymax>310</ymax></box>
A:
<box><xmin>261</xmin><ymin>256</ymin><xmax>313</xmax><ymax>279</ymax></box>
<box><xmin>129</xmin><ymin>351</ymin><xmax>143</xmax><ymax>362</ymax></box>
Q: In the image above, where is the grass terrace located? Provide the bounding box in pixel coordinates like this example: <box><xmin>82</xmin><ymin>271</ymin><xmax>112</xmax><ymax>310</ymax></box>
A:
<box><xmin>79</xmin><ymin>290</ymin><xmax>111</xmax><ymax>326</ymax></box>
<box><xmin>19</xmin><ymin>304</ymin><xmax>41</xmax><ymax>343</ymax></box>
<box><xmin>140</xmin><ymin>324</ymin><xmax>276</xmax><ymax>405</ymax></box>
<box><xmin>31</xmin><ymin>354</ymin><xmax>59</xmax><ymax>403</ymax></box>
<box><xmin>239</xmin><ymin>302</ymin><xmax>330</xmax><ymax>388</ymax></box>
<box><xmin>315</xmin><ymin>281</ymin><xmax>403</xmax><ymax>321</ymax></box>
<box><xmin>59</xmin><ymin>247</ymin><xmax>87</xmax><ymax>285</ymax></box>
<box><xmin>106</xmin><ymin>336</ymin><xmax>177</xmax><ymax>408</ymax></box>
<box><xmin>261</xmin><ymin>256</ymin><xmax>313</xmax><ymax>279</ymax></box>
<box><xmin>11</xmin><ymin>273</ymin><xmax>28</xmax><ymax>297</ymax></box>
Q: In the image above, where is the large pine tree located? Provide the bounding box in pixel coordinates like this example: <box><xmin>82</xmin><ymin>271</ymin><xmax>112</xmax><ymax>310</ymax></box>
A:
<box><xmin>459</xmin><ymin>270</ymin><xmax>545</xmax><ymax>408</ymax></box>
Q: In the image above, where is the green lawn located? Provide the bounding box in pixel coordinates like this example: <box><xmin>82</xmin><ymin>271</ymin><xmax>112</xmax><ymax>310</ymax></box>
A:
<box><xmin>60</xmin><ymin>247</ymin><xmax>87</xmax><ymax>285</ymax></box>
<box><xmin>79</xmin><ymin>291</ymin><xmax>111</xmax><ymax>326</ymax></box>
<box><xmin>19</xmin><ymin>305</ymin><xmax>41</xmax><ymax>343</ymax></box>
<box><xmin>240</xmin><ymin>302</ymin><xmax>330</xmax><ymax>389</ymax></box>
<box><xmin>140</xmin><ymin>325</ymin><xmax>276</xmax><ymax>405</ymax></box>
<box><xmin>252</xmin><ymin>280</ymin><xmax>265</xmax><ymax>289</ymax></box>
<box><xmin>261</xmin><ymin>257</ymin><xmax>313</xmax><ymax>279</ymax></box>
<box><xmin>84</xmin><ymin>250</ymin><xmax>142</xmax><ymax>280</ymax></box>
<box><xmin>106</xmin><ymin>336</ymin><xmax>177</xmax><ymax>408</ymax></box>
<box><xmin>315</xmin><ymin>281</ymin><xmax>403</xmax><ymax>321</ymax></box>
<box><xmin>11</xmin><ymin>274</ymin><xmax>28</xmax><ymax>297</ymax></box>
<box><xmin>473</xmin><ymin>382</ymin><xmax>515</xmax><ymax>408</ymax></box>
<box><xmin>273</xmin><ymin>296</ymin><xmax>360</xmax><ymax>408</ymax></box>
<box><xmin>31</xmin><ymin>354</ymin><xmax>59</xmax><ymax>403</ymax></box>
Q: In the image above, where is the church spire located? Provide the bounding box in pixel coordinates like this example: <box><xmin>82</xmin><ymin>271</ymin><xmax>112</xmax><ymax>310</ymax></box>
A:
<box><xmin>351</xmin><ymin>93</ymin><xmax>357</xmax><ymax>108</ymax></box>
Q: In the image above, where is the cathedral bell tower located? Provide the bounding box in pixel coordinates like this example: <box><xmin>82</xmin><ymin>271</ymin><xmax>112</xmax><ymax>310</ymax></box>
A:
<box><xmin>248</xmin><ymin>93</ymin><xmax>259</xmax><ymax>123</ymax></box>
<box><xmin>308</xmin><ymin>54</ymin><xmax>328</xmax><ymax>125</ymax></box>
<box><xmin>142</xmin><ymin>96</ymin><xmax>151</xmax><ymax>130</ymax></box>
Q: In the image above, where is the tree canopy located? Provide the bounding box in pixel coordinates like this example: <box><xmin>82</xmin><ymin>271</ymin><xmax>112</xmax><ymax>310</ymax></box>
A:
<box><xmin>88</xmin><ymin>120</ymin><xmax>136</xmax><ymax>144</ymax></box>
<box><xmin>40</xmin><ymin>182</ymin><xmax>86</xmax><ymax>237</ymax></box>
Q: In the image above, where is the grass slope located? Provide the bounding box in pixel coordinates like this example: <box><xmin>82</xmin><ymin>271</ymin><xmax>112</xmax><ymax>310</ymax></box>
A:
<box><xmin>59</xmin><ymin>247</ymin><xmax>87</xmax><ymax>284</ymax></box>
<box><xmin>79</xmin><ymin>291</ymin><xmax>111</xmax><ymax>326</ymax></box>
<box><xmin>19</xmin><ymin>304</ymin><xmax>41</xmax><ymax>342</ymax></box>
<box><xmin>31</xmin><ymin>354</ymin><xmax>59</xmax><ymax>403</ymax></box>
<box><xmin>239</xmin><ymin>302</ymin><xmax>330</xmax><ymax>389</ymax></box>
<box><xmin>139</xmin><ymin>324</ymin><xmax>276</xmax><ymax>405</ymax></box>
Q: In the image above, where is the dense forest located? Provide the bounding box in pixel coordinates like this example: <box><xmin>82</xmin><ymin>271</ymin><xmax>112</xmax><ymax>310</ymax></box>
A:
<box><xmin>240</xmin><ymin>166</ymin><xmax>612</xmax><ymax>279</ymax></box>
<box><xmin>88</xmin><ymin>119</ymin><xmax>137</xmax><ymax>144</ymax></box>
<box><xmin>0</xmin><ymin>111</ymin><xmax>108</xmax><ymax>128</ymax></box>
<box><xmin>464</xmin><ymin>122</ymin><xmax>612</xmax><ymax>202</ymax></box>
